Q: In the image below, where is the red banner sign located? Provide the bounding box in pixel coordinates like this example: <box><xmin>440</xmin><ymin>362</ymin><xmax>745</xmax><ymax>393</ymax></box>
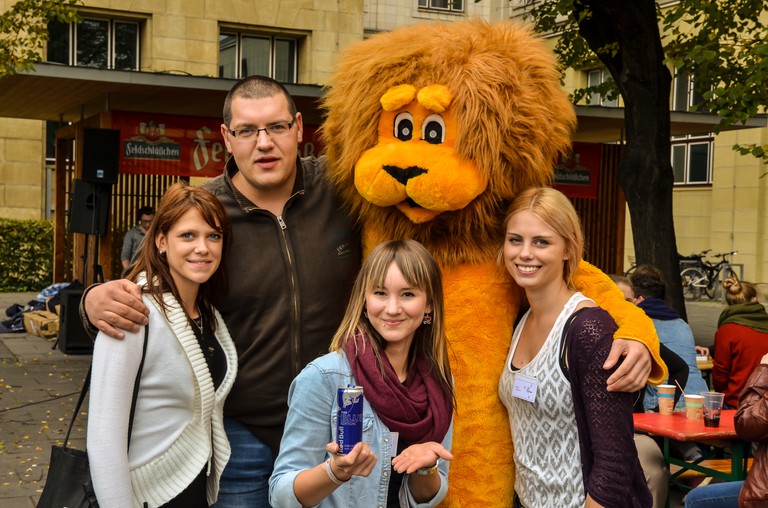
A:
<box><xmin>553</xmin><ymin>142</ymin><xmax>601</xmax><ymax>200</ymax></box>
<box><xmin>111</xmin><ymin>111</ymin><xmax>323</xmax><ymax>178</ymax></box>
<box><xmin>111</xmin><ymin>111</ymin><xmax>226</xmax><ymax>178</ymax></box>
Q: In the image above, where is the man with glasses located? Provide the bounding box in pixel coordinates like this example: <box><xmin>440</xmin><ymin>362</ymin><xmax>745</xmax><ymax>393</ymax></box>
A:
<box><xmin>80</xmin><ymin>76</ymin><xmax>361</xmax><ymax>507</ymax></box>
<box><xmin>120</xmin><ymin>205</ymin><xmax>154</xmax><ymax>270</ymax></box>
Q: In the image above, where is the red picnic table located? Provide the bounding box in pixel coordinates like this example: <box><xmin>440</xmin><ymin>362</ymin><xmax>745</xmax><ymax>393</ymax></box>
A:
<box><xmin>633</xmin><ymin>409</ymin><xmax>747</xmax><ymax>504</ymax></box>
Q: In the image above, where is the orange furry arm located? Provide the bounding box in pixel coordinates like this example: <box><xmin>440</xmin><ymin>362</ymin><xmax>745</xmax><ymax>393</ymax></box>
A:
<box><xmin>571</xmin><ymin>260</ymin><xmax>668</xmax><ymax>385</ymax></box>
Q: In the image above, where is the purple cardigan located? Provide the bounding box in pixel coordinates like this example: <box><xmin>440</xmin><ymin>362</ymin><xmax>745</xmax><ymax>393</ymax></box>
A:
<box><xmin>565</xmin><ymin>307</ymin><xmax>652</xmax><ymax>508</ymax></box>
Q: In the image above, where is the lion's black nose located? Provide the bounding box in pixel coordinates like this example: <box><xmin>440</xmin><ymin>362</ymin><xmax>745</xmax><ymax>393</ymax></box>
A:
<box><xmin>382</xmin><ymin>165</ymin><xmax>428</xmax><ymax>185</ymax></box>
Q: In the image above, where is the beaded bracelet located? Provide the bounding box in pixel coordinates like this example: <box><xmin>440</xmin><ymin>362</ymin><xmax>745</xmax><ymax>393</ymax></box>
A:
<box><xmin>325</xmin><ymin>458</ymin><xmax>349</xmax><ymax>486</ymax></box>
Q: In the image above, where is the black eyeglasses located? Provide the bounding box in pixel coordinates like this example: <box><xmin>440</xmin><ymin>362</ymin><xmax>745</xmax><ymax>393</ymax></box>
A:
<box><xmin>227</xmin><ymin>118</ymin><xmax>295</xmax><ymax>140</ymax></box>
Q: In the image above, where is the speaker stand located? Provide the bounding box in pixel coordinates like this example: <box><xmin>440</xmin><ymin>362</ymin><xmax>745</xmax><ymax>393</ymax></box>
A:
<box><xmin>81</xmin><ymin>233</ymin><xmax>90</xmax><ymax>288</ymax></box>
<box><xmin>92</xmin><ymin>233</ymin><xmax>104</xmax><ymax>284</ymax></box>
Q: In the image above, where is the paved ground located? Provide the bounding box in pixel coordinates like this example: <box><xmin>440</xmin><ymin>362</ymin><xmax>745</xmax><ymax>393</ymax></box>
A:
<box><xmin>0</xmin><ymin>292</ymin><xmax>91</xmax><ymax>508</ymax></box>
<box><xmin>0</xmin><ymin>291</ymin><xmax>727</xmax><ymax>507</ymax></box>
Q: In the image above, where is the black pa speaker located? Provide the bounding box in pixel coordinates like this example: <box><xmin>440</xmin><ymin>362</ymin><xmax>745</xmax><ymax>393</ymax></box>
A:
<box><xmin>82</xmin><ymin>128</ymin><xmax>120</xmax><ymax>184</ymax></box>
<box><xmin>68</xmin><ymin>180</ymin><xmax>112</xmax><ymax>236</ymax></box>
<box><xmin>57</xmin><ymin>288</ymin><xmax>93</xmax><ymax>355</ymax></box>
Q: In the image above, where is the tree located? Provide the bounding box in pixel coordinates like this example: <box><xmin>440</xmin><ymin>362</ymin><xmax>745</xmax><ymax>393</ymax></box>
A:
<box><xmin>662</xmin><ymin>1</ymin><xmax>768</xmax><ymax>162</ymax></box>
<box><xmin>0</xmin><ymin>0</ymin><xmax>80</xmax><ymax>77</ymax></box>
<box><xmin>523</xmin><ymin>0</ymin><xmax>768</xmax><ymax>318</ymax></box>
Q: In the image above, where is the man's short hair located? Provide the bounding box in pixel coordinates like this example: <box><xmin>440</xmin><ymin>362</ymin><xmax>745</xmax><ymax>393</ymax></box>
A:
<box><xmin>136</xmin><ymin>205</ymin><xmax>155</xmax><ymax>222</ymax></box>
<box><xmin>223</xmin><ymin>75</ymin><xmax>298</xmax><ymax>127</ymax></box>
<box><xmin>629</xmin><ymin>264</ymin><xmax>666</xmax><ymax>300</ymax></box>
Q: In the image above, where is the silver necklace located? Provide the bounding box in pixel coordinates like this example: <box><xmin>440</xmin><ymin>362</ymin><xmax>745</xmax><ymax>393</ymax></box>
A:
<box><xmin>190</xmin><ymin>313</ymin><xmax>215</xmax><ymax>360</ymax></box>
<box><xmin>190</xmin><ymin>314</ymin><xmax>204</xmax><ymax>334</ymax></box>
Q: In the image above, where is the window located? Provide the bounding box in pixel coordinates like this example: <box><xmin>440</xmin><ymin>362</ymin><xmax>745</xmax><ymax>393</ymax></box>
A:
<box><xmin>671</xmin><ymin>135</ymin><xmax>713</xmax><ymax>185</ymax></box>
<box><xmin>673</xmin><ymin>70</ymin><xmax>706</xmax><ymax>112</ymax></box>
<box><xmin>219</xmin><ymin>32</ymin><xmax>297</xmax><ymax>83</ymax></box>
<box><xmin>671</xmin><ymin>70</ymin><xmax>712</xmax><ymax>185</ymax></box>
<box><xmin>418</xmin><ymin>0</ymin><xmax>465</xmax><ymax>12</ymax></box>
<box><xmin>586</xmin><ymin>69</ymin><xmax>618</xmax><ymax>107</ymax></box>
<box><xmin>47</xmin><ymin>18</ymin><xmax>139</xmax><ymax>70</ymax></box>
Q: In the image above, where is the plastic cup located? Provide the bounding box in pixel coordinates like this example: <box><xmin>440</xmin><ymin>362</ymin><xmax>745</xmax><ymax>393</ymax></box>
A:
<box><xmin>657</xmin><ymin>384</ymin><xmax>676</xmax><ymax>415</ymax></box>
<box><xmin>684</xmin><ymin>394</ymin><xmax>704</xmax><ymax>420</ymax></box>
<box><xmin>701</xmin><ymin>391</ymin><xmax>725</xmax><ymax>427</ymax></box>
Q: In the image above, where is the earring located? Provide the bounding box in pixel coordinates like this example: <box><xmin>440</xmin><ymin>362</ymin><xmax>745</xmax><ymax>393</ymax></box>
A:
<box><xmin>423</xmin><ymin>313</ymin><xmax>432</xmax><ymax>326</ymax></box>
<box><xmin>363</xmin><ymin>310</ymin><xmax>368</xmax><ymax>319</ymax></box>
<box><xmin>159</xmin><ymin>250</ymin><xmax>165</xmax><ymax>256</ymax></box>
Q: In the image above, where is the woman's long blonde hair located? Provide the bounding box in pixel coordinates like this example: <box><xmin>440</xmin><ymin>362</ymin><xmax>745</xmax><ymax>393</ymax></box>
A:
<box><xmin>330</xmin><ymin>240</ymin><xmax>453</xmax><ymax>400</ymax></box>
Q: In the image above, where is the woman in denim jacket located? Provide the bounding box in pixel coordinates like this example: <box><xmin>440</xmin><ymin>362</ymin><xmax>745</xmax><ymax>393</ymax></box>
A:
<box><xmin>269</xmin><ymin>239</ymin><xmax>455</xmax><ymax>508</ymax></box>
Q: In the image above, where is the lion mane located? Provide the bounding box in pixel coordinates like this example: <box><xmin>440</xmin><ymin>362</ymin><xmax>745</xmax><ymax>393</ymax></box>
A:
<box><xmin>321</xmin><ymin>19</ymin><xmax>576</xmax><ymax>266</ymax></box>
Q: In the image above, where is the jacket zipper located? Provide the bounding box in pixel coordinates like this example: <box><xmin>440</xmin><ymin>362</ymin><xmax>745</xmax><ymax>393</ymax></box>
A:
<box><xmin>276</xmin><ymin>213</ymin><xmax>302</xmax><ymax>376</ymax></box>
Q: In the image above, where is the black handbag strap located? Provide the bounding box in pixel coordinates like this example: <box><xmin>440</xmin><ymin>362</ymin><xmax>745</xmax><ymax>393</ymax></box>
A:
<box><xmin>63</xmin><ymin>324</ymin><xmax>149</xmax><ymax>450</ymax></box>
<box><xmin>126</xmin><ymin>324</ymin><xmax>149</xmax><ymax>449</ymax></box>
<box><xmin>558</xmin><ymin>307</ymin><xmax>590</xmax><ymax>379</ymax></box>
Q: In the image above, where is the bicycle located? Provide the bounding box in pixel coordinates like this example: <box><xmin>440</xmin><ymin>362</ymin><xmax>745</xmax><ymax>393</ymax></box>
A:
<box><xmin>623</xmin><ymin>257</ymin><xmax>637</xmax><ymax>277</ymax></box>
<box><xmin>679</xmin><ymin>250</ymin><xmax>739</xmax><ymax>301</ymax></box>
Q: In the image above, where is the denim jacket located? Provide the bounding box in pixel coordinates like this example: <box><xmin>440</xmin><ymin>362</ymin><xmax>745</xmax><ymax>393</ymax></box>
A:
<box><xmin>269</xmin><ymin>351</ymin><xmax>452</xmax><ymax>508</ymax></box>
<box><xmin>644</xmin><ymin>318</ymin><xmax>709</xmax><ymax>411</ymax></box>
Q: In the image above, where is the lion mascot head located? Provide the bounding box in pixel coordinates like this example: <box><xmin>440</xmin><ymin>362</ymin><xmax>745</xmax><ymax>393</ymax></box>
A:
<box><xmin>322</xmin><ymin>19</ymin><xmax>576</xmax><ymax>267</ymax></box>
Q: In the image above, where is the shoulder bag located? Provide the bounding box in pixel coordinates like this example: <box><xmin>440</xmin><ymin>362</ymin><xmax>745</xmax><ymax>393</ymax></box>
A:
<box><xmin>37</xmin><ymin>325</ymin><xmax>149</xmax><ymax>508</ymax></box>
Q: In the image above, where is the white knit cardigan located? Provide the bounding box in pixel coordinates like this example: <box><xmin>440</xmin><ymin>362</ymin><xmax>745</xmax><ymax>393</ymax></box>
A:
<box><xmin>88</xmin><ymin>285</ymin><xmax>238</xmax><ymax>507</ymax></box>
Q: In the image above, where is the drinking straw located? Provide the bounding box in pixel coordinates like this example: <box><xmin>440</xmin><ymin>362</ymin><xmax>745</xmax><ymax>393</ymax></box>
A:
<box><xmin>675</xmin><ymin>379</ymin><xmax>686</xmax><ymax>397</ymax></box>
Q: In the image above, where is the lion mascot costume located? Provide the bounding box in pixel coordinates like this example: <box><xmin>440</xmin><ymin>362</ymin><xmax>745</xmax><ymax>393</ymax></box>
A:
<box><xmin>321</xmin><ymin>20</ymin><xmax>666</xmax><ymax>506</ymax></box>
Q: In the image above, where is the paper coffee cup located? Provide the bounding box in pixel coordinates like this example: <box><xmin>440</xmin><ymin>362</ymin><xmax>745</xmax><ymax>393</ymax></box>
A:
<box><xmin>684</xmin><ymin>394</ymin><xmax>704</xmax><ymax>420</ymax></box>
<box><xmin>657</xmin><ymin>385</ymin><xmax>676</xmax><ymax>415</ymax></box>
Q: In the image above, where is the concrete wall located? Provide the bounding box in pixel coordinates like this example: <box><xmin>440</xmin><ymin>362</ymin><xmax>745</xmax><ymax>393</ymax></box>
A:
<box><xmin>0</xmin><ymin>118</ymin><xmax>46</xmax><ymax>219</ymax></box>
<box><xmin>363</xmin><ymin>0</ymin><xmax>497</xmax><ymax>33</ymax></box>
<box><xmin>69</xmin><ymin>0</ymin><xmax>365</xmax><ymax>83</ymax></box>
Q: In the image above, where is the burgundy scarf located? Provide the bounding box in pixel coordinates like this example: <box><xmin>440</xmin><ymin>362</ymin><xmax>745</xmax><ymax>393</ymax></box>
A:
<box><xmin>344</xmin><ymin>332</ymin><xmax>452</xmax><ymax>444</ymax></box>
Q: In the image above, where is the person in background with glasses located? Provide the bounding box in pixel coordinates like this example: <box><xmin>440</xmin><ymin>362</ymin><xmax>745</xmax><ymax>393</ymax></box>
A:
<box><xmin>79</xmin><ymin>75</ymin><xmax>361</xmax><ymax>507</ymax></box>
<box><xmin>121</xmin><ymin>205</ymin><xmax>155</xmax><ymax>270</ymax></box>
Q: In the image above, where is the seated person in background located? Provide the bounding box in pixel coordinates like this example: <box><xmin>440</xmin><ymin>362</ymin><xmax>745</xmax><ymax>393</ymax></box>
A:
<box><xmin>685</xmin><ymin>352</ymin><xmax>768</xmax><ymax>507</ymax></box>
<box><xmin>612</xmin><ymin>274</ymin><xmax>689</xmax><ymax>508</ymax></box>
<box><xmin>610</xmin><ymin>274</ymin><xmax>638</xmax><ymax>303</ymax></box>
<box><xmin>629</xmin><ymin>265</ymin><xmax>709</xmax><ymax>412</ymax></box>
<box><xmin>713</xmin><ymin>277</ymin><xmax>768</xmax><ymax>409</ymax></box>
<box><xmin>631</xmin><ymin>343</ymin><xmax>688</xmax><ymax>508</ymax></box>
<box><xmin>121</xmin><ymin>205</ymin><xmax>155</xmax><ymax>270</ymax></box>
<box><xmin>609</xmin><ymin>275</ymin><xmax>689</xmax><ymax>410</ymax></box>
<box><xmin>630</xmin><ymin>265</ymin><xmax>708</xmax><ymax>464</ymax></box>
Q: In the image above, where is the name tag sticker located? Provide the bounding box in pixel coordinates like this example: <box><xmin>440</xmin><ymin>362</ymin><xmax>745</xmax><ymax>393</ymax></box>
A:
<box><xmin>389</xmin><ymin>432</ymin><xmax>399</xmax><ymax>457</ymax></box>
<box><xmin>512</xmin><ymin>373</ymin><xmax>538</xmax><ymax>403</ymax></box>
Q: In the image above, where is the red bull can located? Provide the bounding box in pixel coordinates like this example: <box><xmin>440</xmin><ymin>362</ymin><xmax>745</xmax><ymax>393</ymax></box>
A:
<box><xmin>336</xmin><ymin>385</ymin><xmax>364</xmax><ymax>454</ymax></box>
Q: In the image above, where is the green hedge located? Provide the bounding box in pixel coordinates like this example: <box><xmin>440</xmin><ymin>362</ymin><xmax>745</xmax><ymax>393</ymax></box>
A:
<box><xmin>0</xmin><ymin>218</ymin><xmax>53</xmax><ymax>291</ymax></box>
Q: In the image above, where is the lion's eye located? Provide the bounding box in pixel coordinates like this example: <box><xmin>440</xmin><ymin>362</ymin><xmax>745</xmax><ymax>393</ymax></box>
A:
<box><xmin>422</xmin><ymin>114</ymin><xmax>445</xmax><ymax>144</ymax></box>
<box><xmin>394</xmin><ymin>112</ymin><xmax>414</xmax><ymax>141</ymax></box>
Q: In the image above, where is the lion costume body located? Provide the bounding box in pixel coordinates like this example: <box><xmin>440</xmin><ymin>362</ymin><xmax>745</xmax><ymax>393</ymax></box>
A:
<box><xmin>322</xmin><ymin>20</ymin><xmax>666</xmax><ymax>506</ymax></box>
